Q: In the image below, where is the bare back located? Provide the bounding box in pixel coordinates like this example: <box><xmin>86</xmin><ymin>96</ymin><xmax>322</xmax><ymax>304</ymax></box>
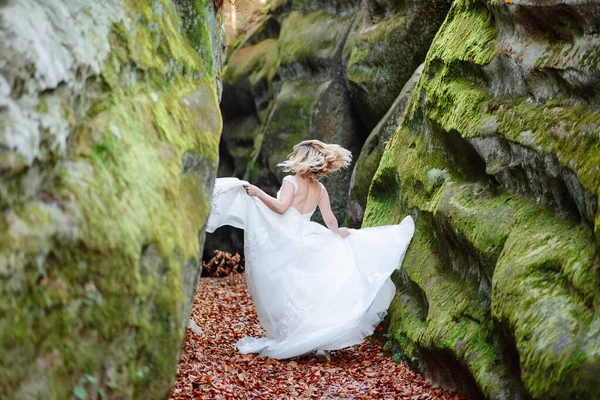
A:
<box><xmin>283</xmin><ymin>175</ymin><xmax>324</xmax><ymax>215</ymax></box>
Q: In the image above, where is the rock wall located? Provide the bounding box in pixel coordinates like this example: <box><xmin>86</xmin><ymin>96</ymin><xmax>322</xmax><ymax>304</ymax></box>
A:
<box><xmin>346</xmin><ymin>63</ymin><xmax>423</xmax><ymax>228</ymax></box>
<box><xmin>363</xmin><ymin>0</ymin><xmax>600</xmax><ymax>398</ymax></box>
<box><xmin>0</xmin><ymin>0</ymin><xmax>222</xmax><ymax>398</ymax></box>
<box><xmin>220</xmin><ymin>0</ymin><xmax>364</xmax><ymax>223</ymax></box>
<box><xmin>343</xmin><ymin>0</ymin><xmax>452</xmax><ymax>131</ymax></box>
<box><xmin>210</xmin><ymin>0</ymin><xmax>451</xmax><ymax>256</ymax></box>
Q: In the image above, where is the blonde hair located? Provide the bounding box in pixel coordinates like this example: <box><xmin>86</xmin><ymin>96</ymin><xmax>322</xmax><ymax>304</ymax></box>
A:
<box><xmin>277</xmin><ymin>140</ymin><xmax>352</xmax><ymax>178</ymax></box>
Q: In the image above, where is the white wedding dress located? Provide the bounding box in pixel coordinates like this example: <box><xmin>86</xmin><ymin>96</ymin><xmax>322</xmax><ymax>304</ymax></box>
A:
<box><xmin>206</xmin><ymin>176</ymin><xmax>414</xmax><ymax>359</ymax></box>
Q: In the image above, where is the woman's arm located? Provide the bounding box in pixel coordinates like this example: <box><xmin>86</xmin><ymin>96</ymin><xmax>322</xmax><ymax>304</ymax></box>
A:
<box><xmin>243</xmin><ymin>182</ymin><xmax>294</xmax><ymax>214</ymax></box>
<box><xmin>318</xmin><ymin>189</ymin><xmax>350</xmax><ymax>237</ymax></box>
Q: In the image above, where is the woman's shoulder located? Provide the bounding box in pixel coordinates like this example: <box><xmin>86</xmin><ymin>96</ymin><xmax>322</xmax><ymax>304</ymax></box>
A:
<box><xmin>283</xmin><ymin>175</ymin><xmax>296</xmax><ymax>183</ymax></box>
<box><xmin>317</xmin><ymin>181</ymin><xmax>326</xmax><ymax>198</ymax></box>
<box><xmin>282</xmin><ymin>175</ymin><xmax>298</xmax><ymax>192</ymax></box>
<box><xmin>283</xmin><ymin>175</ymin><xmax>325</xmax><ymax>192</ymax></box>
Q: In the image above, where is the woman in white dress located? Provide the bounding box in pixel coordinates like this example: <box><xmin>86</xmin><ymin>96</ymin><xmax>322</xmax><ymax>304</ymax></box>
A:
<box><xmin>206</xmin><ymin>140</ymin><xmax>414</xmax><ymax>360</ymax></box>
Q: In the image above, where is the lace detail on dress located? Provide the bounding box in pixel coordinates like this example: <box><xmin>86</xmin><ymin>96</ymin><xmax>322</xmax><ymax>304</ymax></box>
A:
<box><xmin>207</xmin><ymin>177</ymin><xmax>415</xmax><ymax>359</ymax></box>
<box><xmin>244</xmin><ymin>229</ymin><xmax>269</xmax><ymax>266</ymax></box>
<box><xmin>206</xmin><ymin>183</ymin><xmax>243</xmax><ymax>232</ymax></box>
<box><xmin>282</xmin><ymin>175</ymin><xmax>298</xmax><ymax>195</ymax></box>
<box><xmin>277</xmin><ymin>288</ymin><xmax>312</xmax><ymax>338</ymax></box>
<box><xmin>210</xmin><ymin>184</ymin><xmax>239</xmax><ymax>217</ymax></box>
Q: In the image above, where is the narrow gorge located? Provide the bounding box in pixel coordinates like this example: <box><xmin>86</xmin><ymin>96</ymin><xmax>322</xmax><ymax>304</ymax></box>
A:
<box><xmin>217</xmin><ymin>0</ymin><xmax>600</xmax><ymax>398</ymax></box>
<box><xmin>1</xmin><ymin>0</ymin><xmax>599</xmax><ymax>399</ymax></box>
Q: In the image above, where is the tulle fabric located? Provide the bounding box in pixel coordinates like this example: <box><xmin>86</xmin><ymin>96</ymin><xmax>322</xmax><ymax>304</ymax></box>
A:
<box><xmin>206</xmin><ymin>177</ymin><xmax>414</xmax><ymax>359</ymax></box>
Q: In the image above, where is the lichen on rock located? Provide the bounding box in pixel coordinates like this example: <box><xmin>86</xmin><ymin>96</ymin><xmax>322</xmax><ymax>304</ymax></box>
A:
<box><xmin>0</xmin><ymin>0</ymin><xmax>222</xmax><ymax>398</ymax></box>
<box><xmin>346</xmin><ymin>63</ymin><xmax>423</xmax><ymax>228</ymax></box>
<box><xmin>364</xmin><ymin>0</ymin><xmax>600</xmax><ymax>398</ymax></box>
<box><xmin>343</xmin><ymin>0</ymin><xmax>453</xmax><ymax>130</ymax></box>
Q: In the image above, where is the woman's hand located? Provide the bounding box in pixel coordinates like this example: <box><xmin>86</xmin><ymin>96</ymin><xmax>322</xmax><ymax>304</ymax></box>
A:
<box><xmin>243</xmin><ymin>184</ymin><xmax>263</xmax><ymax>198</ymax></box>
<box><xmin>338</xmin><ymin>227</ymin><xmax>350</xmax><ymax>238</ymax></box>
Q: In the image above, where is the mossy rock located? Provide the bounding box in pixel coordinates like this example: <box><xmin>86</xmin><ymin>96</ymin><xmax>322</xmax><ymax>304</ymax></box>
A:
<box><xmin>242</xmin><ymin>77</ymin><xmax>363</xmax><ymax>223</ymax></box>
<box><xmin>278</xmin><ymin>9</ymin><xmax>354</xmax><ymax>74</ymax></box>
<box><xmin>364</xmin><ymin>0</ymin><xmax>600</xmax><ymax>398</ymax></box>
<box><xmin>244</xmin><ymin>79</ymin><xmax>318</xmax><ymax>190</ymax></box>
<box><xmin>0</xmin><ymin>0</ymin><xmax>221</xmax><ymax>398</ymax></box>
<box><xmin>343</xmin><ymin>0</ymin><xmax>452</xmax><ymax>130</ymax></box>
<box><xmin>274</xmin><ymin>0</ymin><xmax>361</xmax><ymax>16</ymax></box>
<box><xmin>408</xmin><ymin>0</ymin><xmax>600</xmax><ymax>241</ymax></box>
<box><xmin>346</xmin><ymin>63</ymin><xmax>423</xmax><ymax>228</ymax></box>
<box><xmin>223</xmin><ymin>39</ymin><xmax>280</xmax><ymax>92</ymax></box>
<box><xmin>239</xmin><ymin>15</ymin><xmax>281</xmax><ymax>49</ymax></box>
<box><xmin>218</xmin><ymin>0</ymin><xmax>369</xmax><ymax>235</ymax></box>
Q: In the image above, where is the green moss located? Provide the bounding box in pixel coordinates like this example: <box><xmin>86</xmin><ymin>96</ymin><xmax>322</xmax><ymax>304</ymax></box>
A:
<box><xmin>364</xmin><ymin>2</ymin><xmax>600</xmax><ymax>397</ymax></box>
<box><xmin>1</xmin><ymin>79</ymin><xmax>218</xmax><ymax>398</ymax></box>
<box><xmin>102</xmin><ymin>84</ymin><xmax>215</xmax><ymax>257</ymax></box>
<box><xmin>36</xmin><ymin>97</ymin><xmax>49</xmax><ymax>114</ymax></box>
<box><xmin>407</xmin><ymin>0</ymin><xmax>497</xmax><ymax>124</ymax></box>
<box><xmin>278</xmin><ymin>10</ymin><xmax>351</xmax><ymax>64</ymax></box>
<box><xmin>256</xmin><ymin>80</ymin><xmax>318</xmax><ymax>170</ymax></box>
<box><xmin>0</xmin><ymin>202</ymin><xmax>54</xmax><ymax>253</ymax></box>
<box><xmin>226</xmin><ymin>35</ymin><xmax>244</xmax><ymax>59</ymax></box>
<box><xmin>489</xmin><ymin>98</ymin><xmax>600</xmax><ymax>198</ymax></box>
<box><xmin>223</xmin><ymin>39</ymin><xmax>279</xmax><ymax>88</ymax></box>
<box><xmin>0</xmin><ymin>0</ymin><xmax>222</xmax><ymax>398</ymax></box>
<box><xmin>428</xmin><ymin>82</ymin><xmax>600</xmax><ymax>243</ymax></box>
<box><xmin>180</xmin><ymin>0</ymin><xmax>216</xmax><ymax>77</ymax></box>
<box><xmin>424</xmin><ymin>68</ymin><xmax>489</xmax><ymax>135</ymax></box>
<box><xmin>381</xmin><ymin>204</ymin><xmax>512</xmax><ymax>398</ymax></box>
<box><xmin>101</xmin><ymin>53</ymin><xmax>122</xmax><ymax>89</ymax></box>
<box><xmin>427</xmin><ymin>0</ymin><xmax>497</xmax><ymax>65</ymax></box>
<box><xmin>368</xmin><ymin>122</ymin><xmax>600</xmax><ymax>396</ymax></box>
<box><xmin>403</xmin><ymin>0</ymin><xmax>600</xmax><ymax>243</ymax></box>
<box><xmin>492</xmin><ymin>214</ymin><xmax>600</xmax><ymax>398</ymax></box>
<box><xmin>345</xmin><ymin>12</ymin><xmax>407</xmax><ymax>73</ymax></box>
<box><xmin>345</xmin><ymin>142</ymin><xmax>384</xmax><ymax>227</ymax></box>
<box><xmin>117</xmin><ymin>0</ymin><xmax>208</xmax><ymax>76</ymax></box>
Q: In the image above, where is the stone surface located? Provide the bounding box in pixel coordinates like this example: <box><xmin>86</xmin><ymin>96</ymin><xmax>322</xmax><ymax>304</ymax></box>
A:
<box><xmin>215</xmin><ymin>0</ymin><xmax>367</xmax><ymax>237</ymax></box>
<box><xmin>363</xmin><ymin>0</ymin><xmax>600</xmax><ymax>398</ymax></box>
<box><xmin>343</xmin><ymin>0</ymin><xmax>452</xmax><ymax>130</ymax></box>
<box><xmin>0</xmin><ymin>0</ymin><xmax>222</xmax><ymax>398</ymax></box>
<box><xmin>216</xmin><ymin>0</ymin><xmax>451</xmax><ymax>235</ymax></box>
<box><xmin>346</xmin><ymin>63</ymin><xmax>423</xmax><ymax>228</ymax></box>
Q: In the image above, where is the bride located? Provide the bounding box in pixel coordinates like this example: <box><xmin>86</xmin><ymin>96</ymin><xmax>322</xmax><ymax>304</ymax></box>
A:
<box><xmin>206</xmin><ymin>140</ymin><xmax>414</xmax><ymax>360</ymax></box>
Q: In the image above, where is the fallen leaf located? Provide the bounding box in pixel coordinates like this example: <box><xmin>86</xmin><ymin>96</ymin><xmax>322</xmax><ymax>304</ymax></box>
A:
<box><xmin>169</xmin><ymin>271</ymin><xmax>468</xmax><ymax>400</ymax></box>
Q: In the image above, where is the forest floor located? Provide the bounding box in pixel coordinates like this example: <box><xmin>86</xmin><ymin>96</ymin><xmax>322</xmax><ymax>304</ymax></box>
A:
<box><xmin>170</xmin><ymin>275</ymin><xmax>466</xmax><ymax>400</ymax></box>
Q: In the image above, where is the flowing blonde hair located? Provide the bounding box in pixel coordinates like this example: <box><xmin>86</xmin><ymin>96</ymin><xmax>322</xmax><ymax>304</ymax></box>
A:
<box><xmin>277</xmin><ymin>140</ymin><xmax>352</xmax><ymax>178</ymax></box>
